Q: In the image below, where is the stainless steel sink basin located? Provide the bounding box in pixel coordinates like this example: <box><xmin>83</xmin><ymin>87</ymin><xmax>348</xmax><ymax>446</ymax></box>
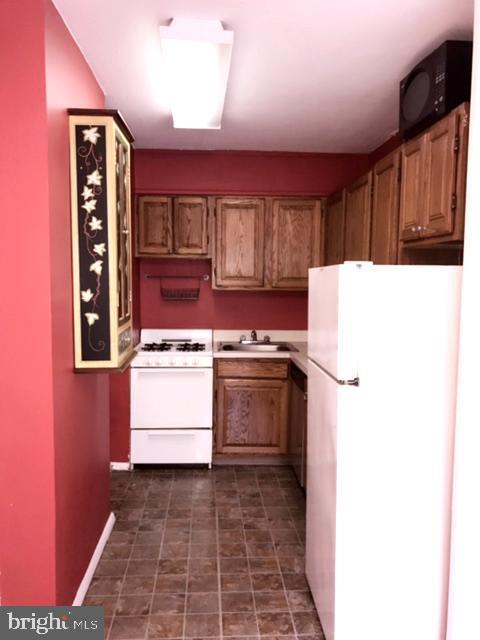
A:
<box><xmin>219</xmin><ymin>342</ymin><xmax>298</xmax><ymax>353</ymax></box>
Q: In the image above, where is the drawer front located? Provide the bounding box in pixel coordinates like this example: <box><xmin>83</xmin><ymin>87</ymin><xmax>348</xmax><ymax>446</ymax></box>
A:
<box><xmin>131</xmin><ymin>429</ymin><xmax>212</xmax><ymax>464</ymax></box>
<box><xmin>216</xmin><ymin>359</ymin><xmax>289</xmax><ymax>379</ymax></box>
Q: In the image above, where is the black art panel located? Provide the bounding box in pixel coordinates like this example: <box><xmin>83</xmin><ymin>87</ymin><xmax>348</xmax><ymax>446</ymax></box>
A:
<box><xmin>74</xmin><ymin>123</ymin><xmax>111</xmax><ymax>361</ymax></box>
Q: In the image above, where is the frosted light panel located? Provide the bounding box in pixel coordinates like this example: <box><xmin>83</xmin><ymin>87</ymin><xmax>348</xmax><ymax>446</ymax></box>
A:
<box><xmin>159</xmin><ymin>19</ymin><xmax>234</xmax><ymax>129</ymax></box>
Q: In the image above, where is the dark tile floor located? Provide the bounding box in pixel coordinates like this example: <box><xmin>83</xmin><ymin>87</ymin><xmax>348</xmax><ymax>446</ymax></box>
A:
<box><xmin>86</xmin><ymin>466</ymin><xmax>325</xmax><ymax>640</ymax></box>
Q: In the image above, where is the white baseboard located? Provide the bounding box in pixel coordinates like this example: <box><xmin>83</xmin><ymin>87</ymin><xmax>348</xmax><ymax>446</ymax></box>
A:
<box><xmin>72</xmin><ymin>512</ymin><xmax>116</xmax><ymax>606</ymax></box>
<box><xmin>110</xmin><ymin>462</ymin><xmax>131</xmax><ymax>471</ymax></box>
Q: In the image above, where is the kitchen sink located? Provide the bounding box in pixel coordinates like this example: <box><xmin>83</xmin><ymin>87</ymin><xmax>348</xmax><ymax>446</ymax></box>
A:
<box><xmin>219</xmin><ymin>342</ymin><xmax>298</xmax><ymax>352</ymax></box>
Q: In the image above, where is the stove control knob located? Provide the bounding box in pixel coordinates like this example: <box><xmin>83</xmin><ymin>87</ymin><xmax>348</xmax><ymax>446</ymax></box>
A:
<box><xmin>193</xmin><ymin>359</ymin><xmax>199</xmax><ymax>366</ymax></box>
<box><xmin>145</xmin><ymin>360</ymin><xmax>152</xmax><ymax>367</ymax></box>
<box><xmin>154</xmin><ymin>359</ymin><xmax>160</xmax><ymax>367</ymax></box>
<box><xmin>183</xmin><ymin>360</ymin><xmax>189</xmax><ymax>367</ymax></box>
<box><xmin>169</xmin><ymin>360</ymin><xmax>175</xmax><ymax>366</ymax></box>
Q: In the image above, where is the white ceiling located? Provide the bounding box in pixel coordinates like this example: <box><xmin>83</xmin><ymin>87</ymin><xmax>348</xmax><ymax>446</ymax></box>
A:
<box><xmin>53</xmin><ymin>0</ymin><xmax>474</xmax><ymax>153</ymax></box>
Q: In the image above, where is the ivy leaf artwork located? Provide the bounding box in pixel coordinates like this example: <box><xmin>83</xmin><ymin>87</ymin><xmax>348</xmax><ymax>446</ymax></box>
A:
<box><xmin>81</xmin><ymin>289</ymin><xmax>94</xmax><ymax>302</ymax></box>
<box><xmin>82</xmin><ymin>186</ymin><xmax>94</xmax><ymax>200</ymax></box>
<box><xmin>76</xmin><ymin>123</ymin><xmax>106</xmax><ymax>354</ymax></box>
<box><xmin>81</xmin><ymin>198</ymin><xmax>97</xmax><ymax>214</ymax></box>
<box><xmin>86</xmin><ymin>169</ymin><xmax>102</xmax><ymax>187</ymax></box>
<box><xmin>89</xmin><ymin>260</ymin><xmax>103</xmax><ymax>276</ymax></box>
<box><xmin>84</xmin><ymin>312</ymin><xmax>99</xmax><ymax>326</ymax></box>
<box><xmin>88</xmin><ymin>216</ymin><xmax>103</xmax><ymax>232</ymax></box>
<box><xmin>82</xmin><ymin>126</ymin><xmax>101</xmax><ymax>145</ymax></box>
<box><xmin>93</xmin><ymin>243</ymin><xmax>107</xmax><ymax>256</ymax></box>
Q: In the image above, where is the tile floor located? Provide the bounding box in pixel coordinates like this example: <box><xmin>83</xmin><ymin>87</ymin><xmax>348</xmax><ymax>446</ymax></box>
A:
<box><xmin>85</xmin><ymin>466</ymin><xmax>325</xmax><ymax>640</ymax></box>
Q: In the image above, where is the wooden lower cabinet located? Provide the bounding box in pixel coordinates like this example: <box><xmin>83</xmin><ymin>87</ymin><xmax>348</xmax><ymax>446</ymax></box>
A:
<box><xmin>215</xmin><ymin>360</ymin><xmax>289</xmax><ymax>455</ymax></box>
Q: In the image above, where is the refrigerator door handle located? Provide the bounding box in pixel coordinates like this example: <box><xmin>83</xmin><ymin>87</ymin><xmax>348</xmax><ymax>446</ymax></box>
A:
<box><xmin>339</xmin><ymin>377</ymin><xmax>360</xmax><ymax>387</ymax></box>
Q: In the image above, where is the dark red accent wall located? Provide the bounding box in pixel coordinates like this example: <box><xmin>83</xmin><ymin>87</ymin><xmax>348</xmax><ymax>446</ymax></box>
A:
<box><xmin>140</xmin><ymin>259</ymin><xmax>309</xmax><ymax>329</ymax></box>
<box><xmin>134</xmin><ymin>148</ymin><xmax>369</xmax><ymax>331</ymax></box>
<box><xmin>0</xmin><ymin>0</ymin><xmax>109</xmax><ymax>605</ymax></box>
<box><xmin>135</xmin><ymin>149</ymin><xmax>369</xmax><ymax>196</ymax></box>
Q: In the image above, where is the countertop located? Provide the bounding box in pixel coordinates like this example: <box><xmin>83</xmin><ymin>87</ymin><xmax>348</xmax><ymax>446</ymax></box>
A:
<box><xmin>213</xmin><ymin>340</ymin><xmax>308</xmax><ymax>376</ymax></box>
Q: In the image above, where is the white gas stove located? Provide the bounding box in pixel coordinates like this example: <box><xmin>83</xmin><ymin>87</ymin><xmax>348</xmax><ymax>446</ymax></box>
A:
<box><xmin>130</xmin><ymin>329</ymin><xmax>213</xmax><ymax>467</ymax></box>
<box><xmin>131</xmin><ymin>329</ymin><xmax>213</xmax><ymax>368</ymax></box>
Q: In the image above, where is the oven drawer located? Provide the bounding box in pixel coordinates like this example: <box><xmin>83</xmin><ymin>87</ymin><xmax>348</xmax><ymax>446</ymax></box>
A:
<box><xmin>131</xmin><ymin>429</ymin><xmax>213</xmax><ymax>464</ymax></box>
<box><xmin>131</xmin><ymin>367</ymin><xmax>213</xmax><ymax>429</ymax></box>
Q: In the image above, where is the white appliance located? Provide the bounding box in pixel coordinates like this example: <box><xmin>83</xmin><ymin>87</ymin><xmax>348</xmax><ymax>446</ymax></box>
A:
<box><xmin>306</xmin><ymin>262</ymin><xmax>461</xmax><ymax>640</ymax></box>
<box><xmin>130</xmin><ymin>329</ymin><xmax>213</xmax><ymax>466</ymax></box>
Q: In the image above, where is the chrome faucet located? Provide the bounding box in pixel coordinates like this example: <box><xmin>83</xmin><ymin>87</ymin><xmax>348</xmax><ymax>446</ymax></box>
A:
<box><xmin>250</xmin><ymin>329</ymin><xmax>258</xmax><ymax>341</ymax></box>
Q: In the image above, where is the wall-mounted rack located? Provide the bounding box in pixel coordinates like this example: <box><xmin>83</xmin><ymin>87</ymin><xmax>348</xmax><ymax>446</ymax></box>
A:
<box><xmin>144</xmin><ymin>273</ymin><xmax>210</xmax><ymax>301</ymax></box>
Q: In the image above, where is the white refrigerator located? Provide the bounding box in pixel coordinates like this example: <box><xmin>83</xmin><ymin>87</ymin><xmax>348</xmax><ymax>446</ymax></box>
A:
<box><xmin>306</xmin><ymin>262</ymin><xmax>462</xmax><ymax>640</ymax></box>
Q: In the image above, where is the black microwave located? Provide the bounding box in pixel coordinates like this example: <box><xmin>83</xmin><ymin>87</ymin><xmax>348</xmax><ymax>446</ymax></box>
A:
<box><xmin>399</xmin><ymin>40</ymin><xmax>472</xmax><ymax>139</ymax></box>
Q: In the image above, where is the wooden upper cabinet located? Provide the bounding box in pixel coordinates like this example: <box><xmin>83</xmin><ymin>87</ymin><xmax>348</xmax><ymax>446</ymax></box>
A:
<box><xmin>422</xmin><ymin>111</ymin><xmax>458</xmax><ymax>238</ymax></box>
<box><xmin>137</xmin><ymin>195</ymin><xmax>209</xmax><ymax>257</ymax></box>
<box><xmin>173</xmin><ymin>197</ymin><xmax>208</xmax><ymax>255</ymax></box>
<box><xmin>215</xmin><ymin>198</ymin><xmax>265</xmax><ymax>288</ymax></box>
<box><xmin>270</xmin><ymin>199</ymin><xmax>322</xmax><ymax>288</ymax></box>
<box><xmin>399</xmin><ymin>103</ymin><xmax>468</xmax><ymax>246</ymax></box>
<box><xmin>399</xmin><ymin>136</ymin><xmax>425</xmax><ymax>241</ymax></box>
<box><xmin>371</xmin><ymin>152</ymin><xmax>401</xmax><ymax>264</ymax></box>
<box><xmin>137</xmin><ymin>196</ymin><xmax>172</xmax><ymax>255</ymax></box>
<box><xmin>344</xmin><ymin>172</ymin><xmax>372</xmax><ymax>261</ymax></box>
<box><xmin>324</xmin><ymin>191</ymin><xmax>345</xmax><ymax>266</ymax></box>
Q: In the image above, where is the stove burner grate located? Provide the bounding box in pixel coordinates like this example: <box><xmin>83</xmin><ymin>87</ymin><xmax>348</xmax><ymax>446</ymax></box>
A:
<box><xmin>176</xmin><ymin>342</ymin><xmax>207</xmax><ymax>352</ymax></box>
<box><xmin>142</xmin><ymin>342</ymin><xmax>173</xmax><ymax>352</ymax></box>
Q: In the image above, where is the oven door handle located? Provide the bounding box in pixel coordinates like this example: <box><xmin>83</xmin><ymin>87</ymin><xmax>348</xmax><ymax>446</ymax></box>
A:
<box><xmin>134</xmin><ymin>368</ymin><xmax>212</xmax><ymax>375</ymax></box>
<box><xmin>146</xmin><ymin>432</ymin><xmax>195</xmax><ymax>438</ymax></box>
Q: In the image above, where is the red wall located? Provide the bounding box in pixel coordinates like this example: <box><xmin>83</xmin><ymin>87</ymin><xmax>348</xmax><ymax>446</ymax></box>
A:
<box><xmin>45</xmin><ymin>1</ymin><xmax>110</xmax><ymax>605</ymax></box>
<box><xmin>135</xmin><ymin>149</ymin><xmax>369</xmax><ymax>331</ymax></box>
<box><xmin>140</xmin><ymin>259</ymin><xmax>309</xmax><ymax>329</ymax></box>
<box><xmin>0</xmin><ymin>0</ymin><xmax>110</xmax><ymax>605</ymax></box>
<box><xmin>0</xmin><ymin>0</ymin><xmax>57</xmax><ymax>605</ymax></box>
<box><xmin>135</xmin><ymin>149</ymin><xmax>369</xmax><ymax>196</ymax></box>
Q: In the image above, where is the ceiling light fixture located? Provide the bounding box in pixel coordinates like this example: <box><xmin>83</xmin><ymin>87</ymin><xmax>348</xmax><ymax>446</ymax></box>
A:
<box><xmin>159</xmin><ymin>18</ymin><xmax>234</xmax><ymax>130</ymax></box>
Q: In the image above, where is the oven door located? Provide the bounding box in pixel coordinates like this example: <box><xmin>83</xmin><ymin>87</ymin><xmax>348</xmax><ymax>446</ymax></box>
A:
<box><xmin>131</xmin><ymin>367</ymin><xmax>213</xmax><ymax>429</ymax></box>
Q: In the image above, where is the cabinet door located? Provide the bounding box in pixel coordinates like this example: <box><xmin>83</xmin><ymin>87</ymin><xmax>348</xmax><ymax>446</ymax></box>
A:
<box><xmin>271</xmin><ymin>199</ymin><xmax>322</xmax><ymax>288</ymax></box>
<box><xmin>399</xmin><ymin>136</ymin><xmax>425</xmax><ymax>241</ymax></box>
<box><xmin>216</xmin><ymin>378</ymin><xmax>288</xmax><ymax>454</ymax></box>
<box><xmin>289</xmin><ymin>370</ymin><xmax>307</xmax><ymax>488</ymax></box>
<box><xmin>422</xmin><ymin>112</ymin><xmax>458</xmax><ymax>238</ymax></box>
<box><xmin>371</xmin><ymin>152</ymin><xmax>401</xmax><ymax>264</ymax></box>
<box><xmin>173</xmin><ymin>197</ymin><xmax>208</xmax><ymax>255</ymax></box>
<box><xmin>215</xmin><ymin>198</ymin><xmax>265</xmax><ymax>287</ymax></box>
<box><xmin>324</xmin><ymin>191</ymin><xmax>345</xmax><ymax>266</ymax></box>
<box><xmin>137</xmin><ymin>196</ymin><xmax>172</xmax><ymax>255</ymax></box>
<box><xmin>344</xmin><ymin>172</ymin><xmax>372</xmax><ymax>261</ymax></box>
